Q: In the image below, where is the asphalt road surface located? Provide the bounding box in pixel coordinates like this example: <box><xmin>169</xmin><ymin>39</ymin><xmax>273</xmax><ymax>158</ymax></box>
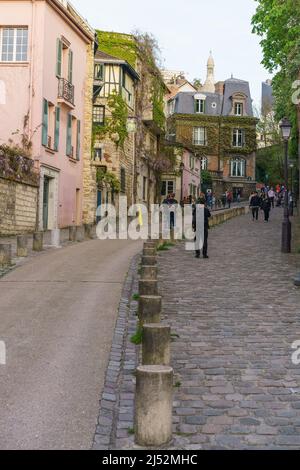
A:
<box><xmin>0</xmin><ymin>238</ymin><xmax>141</xmax><ymax>449</ymax></box>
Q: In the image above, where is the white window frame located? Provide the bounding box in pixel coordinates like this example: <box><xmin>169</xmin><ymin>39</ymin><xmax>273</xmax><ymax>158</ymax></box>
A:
<box><xmin>233</xmin><ymin>129</ymin><xmax>244</xmax><ymax>148</ymax></box>
<box><xmin>201</xmin><ymin>157</ymin><xmax>208</xmax><ymax>170</ymax></box>
<box><xmin>234</xmin><ymin>102</ymin><xmax>243</xmax><ymax>116</ymax></box>
<box><xmin>0</xmin><ymin>27</ymin><xmax>28</xmax><ymax>62</ymax></box>
<box><xmin>193</xmin><ymin>127</ymin><xmax>207</xmax><ymax>146</ymax></box>
<box><xmin>230</xmin><ymin>158</ymin><xmax>246</xmax><ymax>177</ymax></box>
<box><xmin>161</xmin><ymin>180</ymin><xmax>175</xmax><ymax>197</ymax></box>
<box><xmin>195</xmin><ymin>99</ymin><xmax>205</xmax><ymax>114</ymax></box>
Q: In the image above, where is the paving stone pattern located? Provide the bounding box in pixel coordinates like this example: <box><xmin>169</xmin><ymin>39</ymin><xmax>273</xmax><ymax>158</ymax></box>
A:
<box><xmin>159</xmin><ymin>208</ymin><xmax>300</xmax><ymax>449</ymax></box>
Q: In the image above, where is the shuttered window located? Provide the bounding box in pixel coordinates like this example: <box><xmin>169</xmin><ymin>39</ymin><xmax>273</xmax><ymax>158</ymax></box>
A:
<box><xmin>68</xmin><ymin>49</ymin><xmax>73</xmax><ymax>83</ymax></box>
<box><xmin>54</xmin><ymin>107</ymin><xmax>60</xmax><ymax>151</ymax></box>
<box><xmin>76</xmin><ymin>120</ymin><xmax>81</xmax><ymax>160</ymax></box>
<box><xmin>66</xmin><ymin>113</ymin><xmax>72</xmax><ymax>156</ymax></box>
<box><xmin>42</xmin><ymin>99</ymin><xmax>48</xmax><ymax>146</ymax></box>
<box><xmin>56</xmin><ymin>38</ymin><xmax>62</xmax><ymax>77</ymax></box>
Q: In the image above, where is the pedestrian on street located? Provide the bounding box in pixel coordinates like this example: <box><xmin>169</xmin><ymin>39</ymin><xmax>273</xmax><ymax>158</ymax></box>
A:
<box><xmin>192</xmin><ymin>197</ymin><xmax>211</xmax><ymax>259</ymax></box>
<box><xmin>249</xmin><ymin>191</ymin><xmax>261</xmax><ymax>221</ymax></box>
<box><xmin>226</xmin><ymin>190</ymin><xmax>233</xmax><ymax>209</ymax></box>
<box><xmin>261</xmin><ymin>195</ymin><xmax>271</xmax><ymax>222</ymax></box>
<box><xmin>268</xmin><ymin>187</ymin><xmax>275</xmax><ymax>208</ymax></box>
<box><xmin>221</xmin><ymin>192</ymin><xmax>227</xmax><ymax>209</ymax></box>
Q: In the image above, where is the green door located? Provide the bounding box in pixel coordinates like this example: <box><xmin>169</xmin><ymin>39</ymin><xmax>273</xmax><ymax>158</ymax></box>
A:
<box><xmin>43</xmin><ymin>177</ymin><xmax>50</xmax><ymax>230</ymax></box>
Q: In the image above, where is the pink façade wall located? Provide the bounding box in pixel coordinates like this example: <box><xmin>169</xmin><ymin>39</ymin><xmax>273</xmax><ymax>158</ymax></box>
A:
<box><xmin>0</xmin><ymin>0</ymin><xmax>92</xmax><ymax>229</ymax></box>
<box><xmin>181</xmin><ymin>149</ymin><xmax>201</xmax><ymax>199</ymax></box>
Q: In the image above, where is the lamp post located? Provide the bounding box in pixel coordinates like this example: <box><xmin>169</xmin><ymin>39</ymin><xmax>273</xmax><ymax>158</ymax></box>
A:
<box><xmin>289</xmin><ymin>162</ymin><xmax>294</xmax><ymax>216</ymax></box>
<box><xmin>279</xmin><ymin>117</ymin><xmax>292</xmax><ymax>253</ymax></box>
<box><xmin>179</xmin><ymin>161</ymin><xmax>185</xmax><ymax>204</ymax></box>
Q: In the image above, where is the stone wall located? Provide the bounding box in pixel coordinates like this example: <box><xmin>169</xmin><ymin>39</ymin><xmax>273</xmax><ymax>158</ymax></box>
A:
<box><xmin>210</xmin><ymin>205</ymin><xmax>249</xmax><ymax>228</ymax></box>
<box><xmin>0</xmin><ymin>177</ymin><xmax>38</xmax><ymax>235</ymax></box>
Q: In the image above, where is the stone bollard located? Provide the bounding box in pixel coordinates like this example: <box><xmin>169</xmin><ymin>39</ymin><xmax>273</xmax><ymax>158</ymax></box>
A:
<box><xmin>69</xmin><ymin>226</ymin><xmax>77</xmax><ymax>242</ymax></box>
<box><xmin>84</xmin><ymin>223</ymin><xmax>93</xmax><ymax>239</ymax></box>
<box><xmin>139</xmin><ymin>279</ymin><xmax>158</xmax><ymax>296</ymax></box>
<box><xmin>32</xmin><ymin>232</ymin><xmax>43</xmax><ymax>251</ymax></box>
<box><xmin>170</xmin><ymin>227</ymin><xmax>175</xmax><ymax>243</ymax></box>
<box><xmin>51</xmin><ymin>228</ymin><xmax>60</xmax><ymax>247</ymax></box>
<box><xmin>16</xmin><ymin>235</ymin><xmax>28</xmax><ymax>257</ymax></box>
<box><xmin>0</xmin><ymin>244</ymin><xmax>12</xmax><ymax>267</ymax></box>
<box><xmin>135</xmin><ymin>365</ymin><xmax>173</xmax><ymax>446</ymax></box>
<box><xmin>138</xmin><ymin>295</ymin><xmax>161</xmax><ymax>324</ymax></box>
<box><xmin>140</xmin><ymin>265</ymin><xmax>157</xmax><ymax>280</ymax></box>
<box><xmin>142</xmin><ymin>324</ymin><xmax>171</xmax><ymax>366</ymax></box>
<box><xmin>76</xmin><ymin>226</ymin><xmax>84</xmax><ymax>242</ymax></box>
<box><xmin>141</xmin><ymin>255</ymin><xmax>157</xmax><ymax>266</ymax></box>
<box><xmin>143</xmin><ymin>247</ymin><xmax>156</xmax><ymax>257</ymax></box>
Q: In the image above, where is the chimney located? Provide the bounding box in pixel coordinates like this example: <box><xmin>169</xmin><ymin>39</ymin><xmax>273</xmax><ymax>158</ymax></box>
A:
<box><xmin>215</xmin><ymin>81</ymin><xmax>224</xmax><ymax>95</ymax></box>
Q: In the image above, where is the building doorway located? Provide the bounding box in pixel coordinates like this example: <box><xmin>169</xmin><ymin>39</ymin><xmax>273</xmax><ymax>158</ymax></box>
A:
<box><xmin>43</xmin><ymin>176</ymin><xmax>50</xmax><ymax>230</ymax></box>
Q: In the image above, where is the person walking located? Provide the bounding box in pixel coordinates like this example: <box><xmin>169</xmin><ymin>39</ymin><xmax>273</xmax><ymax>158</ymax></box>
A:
<box><xmin>261</xmin><ymin>196</ymin><xmax>271</xmax><ymax>222</ymax></box>
<box><xmin>249</xmin><ymin>191</ymin><xmax>261</xmax><ymax>221</ymax></box>
<box><xmin>226</xmin><ymin>190</ymin><xmax>233</xmax><ymax>209</ymax></box>
<box><xmin>192</xmin><ymin>197</ymin><xmax>211</xmax><ymax>259</ymax></box>
<box><xmin>268</xmin><ymin>187</ymin><xmax>275</xmax><ymax>208</ymax></box>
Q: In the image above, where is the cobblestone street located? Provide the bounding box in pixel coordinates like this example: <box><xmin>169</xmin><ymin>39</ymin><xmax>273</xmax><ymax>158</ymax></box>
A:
<box><xmin>158</xmin><ymin>207</ymin><xmax>300</xmax><ymax>449</ymax></box>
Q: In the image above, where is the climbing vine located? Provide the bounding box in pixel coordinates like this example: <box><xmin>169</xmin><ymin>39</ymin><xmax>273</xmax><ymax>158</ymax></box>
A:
<box><xmin>93</xmin><ymin>91</ymin><xmax>128</xmax><ymax>149</ymax></box>
<box><xmin>96</xmin><ymin>167</ymin><xmax>120</xmax><ymax>192</ymax></box>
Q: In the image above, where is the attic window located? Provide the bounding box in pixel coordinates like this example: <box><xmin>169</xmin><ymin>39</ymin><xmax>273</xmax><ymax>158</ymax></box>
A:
<box><xmin>211</xmin><ymin>102</ymin><xmax>217</xmax><ymax>109</ymax></box>
<box><xmin>234</xmin><ymin>102</ymin><xmax>243</xmax><ymax>116</ymax></box>
<box><xmin>195</xmin><ymin>99</ymin><xmax>205</xmax><ymax>114</ymax></box>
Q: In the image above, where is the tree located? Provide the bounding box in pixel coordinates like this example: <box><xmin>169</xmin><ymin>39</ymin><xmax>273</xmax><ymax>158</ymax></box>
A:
<box><xmin>252</xmin><ymin>0</ymin><xmax>300</xmax><ymax>199</ymax></box>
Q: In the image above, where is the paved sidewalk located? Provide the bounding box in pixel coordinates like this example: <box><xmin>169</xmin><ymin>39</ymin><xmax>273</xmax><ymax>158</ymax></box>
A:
<box><xmin>159</xmin><ymin>207</ymin><xmax>300</xmax><ymax>449</ymax></box>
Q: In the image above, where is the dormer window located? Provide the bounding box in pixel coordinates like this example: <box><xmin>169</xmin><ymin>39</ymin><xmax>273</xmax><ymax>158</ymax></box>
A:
<box><xmin>235</xmin><ymin>102</ymin><xmax>243</xmax><ymax>116</ymax></box>
<box><xmin>94</xmin><ymin>64</ymin><xmax>104</xmax><ymax>80</ymax></box>
<box><xmin>195</xmin><ymin>99</ymin><xmax>205</xmax><ymax>114</ymax></box>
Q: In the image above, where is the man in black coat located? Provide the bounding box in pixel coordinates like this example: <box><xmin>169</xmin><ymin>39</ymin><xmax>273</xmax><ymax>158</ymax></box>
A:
<box><xmin>192</xmin><ymin>197</ymin><xmax>211</xmax><ymax>259</ymax></box>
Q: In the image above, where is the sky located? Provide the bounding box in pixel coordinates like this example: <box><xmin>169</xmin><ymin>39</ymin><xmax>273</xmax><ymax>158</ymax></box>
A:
<box><xmin>71</xmin><ymin>0</ymin><xmax>271</xmax><ymax>111</ymax></box>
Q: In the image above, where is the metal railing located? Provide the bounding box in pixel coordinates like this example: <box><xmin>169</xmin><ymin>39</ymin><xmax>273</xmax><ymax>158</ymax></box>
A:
<box><xmin>58</xmin><ymin>78</ymin><xmax>74</xmax><ymax>106</ymax></box>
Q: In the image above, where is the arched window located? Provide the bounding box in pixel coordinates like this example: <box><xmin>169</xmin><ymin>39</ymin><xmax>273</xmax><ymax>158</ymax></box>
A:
<box><xmin>200</xmin><ymin>157</ymin><xmax>208</xmax><ymax>170</ymax></box>
<box><xmin>230</xmin><ymin>157</ymin><xmax>245</xmax><ymax>177</ymax></box>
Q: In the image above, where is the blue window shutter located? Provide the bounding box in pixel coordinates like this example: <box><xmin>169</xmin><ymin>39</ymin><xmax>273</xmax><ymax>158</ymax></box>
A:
<box><xmin>66</xmin><ymin>113</ymin><xmax>72</xmax><ymax>156</ymax></box>
<box><xmin>76</xmin><ymin>120</ymin><xmax>81</xmax><ymax>160</ymax></box>
<box><xmin>56</xmin><ymin>38</ymin><xmax>62</xmax><ymax>77</ymax></box>
<box><xmin>42</xmin><ymin>99</ymin><xmax>48</xmax><ymax>146</ymax></box>
<box><xmin>68</xmin><ymin>49</ymin><xmax>73</xmax><ymax>83</ymax></box>
<box><xmin>54</xmin><ymin>106</ymin><xmax>60</xmax><ymax>151</ymax></box>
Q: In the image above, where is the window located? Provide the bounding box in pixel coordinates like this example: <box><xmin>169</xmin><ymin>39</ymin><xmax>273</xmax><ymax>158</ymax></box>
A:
<box><xmin>195</xmin><ymin>99</ymin><xmax>205</xmax><ymax>114</ymax></box>
<box><xmin>93</xmin><ymin>147</ymin><xmax>102</xmax><ymax>162</ymax></box>
<box><xmin>193</xmin><ymin>127</ymin><xmax>207</xmax><ymax>146</ymax></box>
<box><xmin>120</xmin><ymin>168</ymin><xmax>126</xmax><ymax>192</ymax></box>
<box><xmin>76</xmin><ymin>120</ymin><xmax>81</xmax><ymax>160</ymax></box>
<box><xmin>232</xmin><ymin>129</ymin><xmax>245</xmax><ymax>147</ymax></box>
<box><xmin>189</xmin><ymin>155</ymin><xmax>195</xmax><ymax>170</ymax></box>
<box><xmin>189</xmin><ymin>184</ymin><xmax>197</xmax><ymax>198</ymax></box>
<box><xmin>201</xmin><ymin>157</ymin><xmax>208</xmax><ymax>170</ymax></box>
<box><xmin>42</xmin><ymin>99</ymin><xmax>56</xmax><ymax>150</ymax></box>
<box><xmin>93</xmin><ymin>105</ymin><xmax>105</xmax><ymax>125</ymax></box>
<box><xmin>0</xmin><ymin>27</ymin><xmax>28</xmax><ymax>62</ymax></box>
<box><xmin>168</xmin><ymin>99</ymin><xmax>175</xmax><ymax>115</ymax></box>
<box><xmin>161</xmin><ymin>180</ymin><xmax>174</xmax><ymax>197</ymax></box>
<box><xmin>66</xmin><ymin>113</ymin><xmax>72</xmax><ymax>156</ymax></box>
<box><xmin>234</xmin><ymin>102</ymin><xmax>243</xmax><ymax>116</ymax></box>
<box><xmin>230</xmin><ymin>158</ymin><xmax>246</xmax><ymax>177</ymax></box>
<box><xmin>94</xmin><ymin>63</ymin><xmax>104</xmax><ymax>80</ymax></box>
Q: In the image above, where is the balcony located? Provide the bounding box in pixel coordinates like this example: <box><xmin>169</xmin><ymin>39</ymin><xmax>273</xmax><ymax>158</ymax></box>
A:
<box><xmin>58</xmin><ymin>78</ymin><xmax>74</xmax><ymax>107</ymax></box>
<box><xmin>209</xmin><ymin>170</ymin><xmax>223</xmax><ymax>179</ymax></box>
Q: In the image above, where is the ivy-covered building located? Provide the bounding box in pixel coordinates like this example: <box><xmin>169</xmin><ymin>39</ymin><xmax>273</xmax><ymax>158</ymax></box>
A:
<box><xmin>167</xmin><ymin>54</ymin><xmax>258</xmax><ymax>199</ymax></box>
<box><xmin>87</xmin><ymin>30</ymin><xmax>168</xmax><ymax>219</ymax></box>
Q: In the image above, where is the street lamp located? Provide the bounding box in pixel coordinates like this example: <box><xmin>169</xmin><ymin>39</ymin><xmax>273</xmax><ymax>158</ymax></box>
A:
<box><xmin>179</xmin><ymin>161</ymin><xmax>185</xmax><ymax>204</ymax></box>
<box><xmin>289</xmin><ymin>162</ymin><xmax>294</xmax><ymax>216</ymax></box>
<box><xmin>279</xmin><ymin>117</ymin><xmax>292</xmax><ymax>253</ymax></box>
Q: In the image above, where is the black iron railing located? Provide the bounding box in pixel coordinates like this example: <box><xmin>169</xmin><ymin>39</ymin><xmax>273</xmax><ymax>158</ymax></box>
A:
<box><xmin>58</xmin><ymin>78</ymin><xmax>74</xmax><ymax>106</ymax></box>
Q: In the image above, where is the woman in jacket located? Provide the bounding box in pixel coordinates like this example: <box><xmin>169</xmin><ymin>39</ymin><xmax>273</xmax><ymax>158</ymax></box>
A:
<box><xmin>249</xmin><ymin>192</ymin><xmax>261</xmax><ymax>221</ymax></box>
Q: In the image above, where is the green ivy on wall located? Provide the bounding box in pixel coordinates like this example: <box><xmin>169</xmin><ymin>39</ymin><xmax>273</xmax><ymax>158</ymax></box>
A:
<box><xmin>96</xmin><ymin>168</ymin><xmax>121</xmax><ymax>192</ymax></box>
<box><xmin>96</xmin><ymin>30</ymin><xmax>137</xmax><ymax>68</ymax></box>
<box><xmin>93</xmin><ymin>91</ymin><xmax>128</xmax><ymax>149</ymax></box>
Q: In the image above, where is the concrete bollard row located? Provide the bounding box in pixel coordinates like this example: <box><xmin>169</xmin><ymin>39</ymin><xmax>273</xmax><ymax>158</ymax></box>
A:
<box><xmin>17</xmin><ymin>235</ymin><xmax>28</xmax><ymax>257</ymax></box>
<box><xmin>32</xmin><ymin>232</ymin><xmax>43</xmax><ymax>252</ymax></box>
<box><xmin>69</xmin><ymin>226</ymin><xmax>77</xmax><ymax>242</ymax></box>
<box><xmin>135</xmin><ymin>365</ymin><xmax>173</xmax><ymax>446</ymax></box>
<box><xmin>135</xmin><ymin>240</ymin><xmax>173</xmax><ymax>447</ymax></box>
<box><xmin>0</xmin><ymin>244</ymin><xmax>12</xmax><ymax>267</ymax></box>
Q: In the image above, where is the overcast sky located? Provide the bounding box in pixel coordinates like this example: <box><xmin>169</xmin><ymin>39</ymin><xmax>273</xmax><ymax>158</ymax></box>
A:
<box><xmin>71</xmin><ymin>0</ymin><xmax>271</xmax><ymax>110</ymax></box>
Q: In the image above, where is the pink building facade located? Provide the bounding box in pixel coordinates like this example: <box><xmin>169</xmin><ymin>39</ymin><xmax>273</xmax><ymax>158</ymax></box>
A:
<box><xmin>0</xmin><ymin>0</ymin><xmax>94</xmax><ymax>230</ymax></box>
<box><xmin>181</xmin><ymin>149</ymin><xmax>201</xmax><ymax>200</ymax></box>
